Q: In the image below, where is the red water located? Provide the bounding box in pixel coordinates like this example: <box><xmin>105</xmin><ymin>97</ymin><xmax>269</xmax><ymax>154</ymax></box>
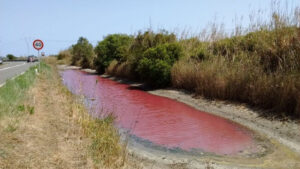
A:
<box><xmin>61</xmin><ymin>70</ymin><xmax>256</xmax><ymax>155</ymax></box>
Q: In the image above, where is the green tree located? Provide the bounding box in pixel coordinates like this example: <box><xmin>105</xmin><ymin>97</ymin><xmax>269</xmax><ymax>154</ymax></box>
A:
<box><xmin>94</xmin><ymin>34</ymin><xmax>133</xmax><ymax>74</ymax></box>
<box><xmin>6</xmin><ymin>54</ymin><xmax>16</xmax><ymax>60</ymax></box>
<box><xmin>71</xmin><ymin>37</ymin><xmax>95</xmax><ymax>68</ymax></box>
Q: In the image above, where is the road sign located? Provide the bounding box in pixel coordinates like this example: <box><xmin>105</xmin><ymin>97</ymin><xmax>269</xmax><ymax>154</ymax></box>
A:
<box><xmin>33</xmin><ymin>39</ymin><xmax>44</xmax><ymax>51</ymax></box>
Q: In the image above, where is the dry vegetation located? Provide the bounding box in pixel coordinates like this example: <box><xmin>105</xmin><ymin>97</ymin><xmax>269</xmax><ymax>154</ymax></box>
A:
<box><xmin>107</xmin><ymin>60</ymin><xmax>135</xmax><ymax>79</ymax></box>
<box><xmin>57</xmin><ymin>2</ymin><xmax>300</xmax><ymax>118</ymax></box>
<box><xmin>0</xmin><ymin>60</ymin><xmax>139</xmax><ymax>168</ymax></box>
<box><xmin>0</xmin><ymin>63</ymin><xmax>93</xmax><ymax>168</ymax></box>
<box><xmin>57</xmin><ymin>49</ymin><xmax>72</xmax><ymax>65</ymax></box>
<box><xmin>172</xmin><ymin>8</ymin><xmax>300</xmax><ymax>118</ymax></box>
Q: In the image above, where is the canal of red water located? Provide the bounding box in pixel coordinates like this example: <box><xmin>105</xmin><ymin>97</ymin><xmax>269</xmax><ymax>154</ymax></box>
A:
<box><xmin>61</xmin><ymin>70</ymin><xmax>257</xmax><ymax>155</ymax></box>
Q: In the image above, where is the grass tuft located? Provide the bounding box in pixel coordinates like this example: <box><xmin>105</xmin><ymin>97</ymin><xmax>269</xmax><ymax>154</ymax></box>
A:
<box><xmin>45</xmin><ymin>58</ymin><xmax>127</xmax><ymax>168</ymax></box>
<box><xmin>0</xmin><ymin>62</ymin><xmax>49</xmax><ymax>119</ymax></box>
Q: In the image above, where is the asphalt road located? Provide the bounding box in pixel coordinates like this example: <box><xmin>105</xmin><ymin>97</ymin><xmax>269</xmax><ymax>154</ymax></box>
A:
<box><xmin>0</xmin><ymin>61</ymin><xmax>38</xmax><ymax>86</ymax></box>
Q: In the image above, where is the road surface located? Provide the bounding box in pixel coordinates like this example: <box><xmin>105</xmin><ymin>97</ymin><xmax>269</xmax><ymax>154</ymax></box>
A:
<box><xmin>0</xmin><ymin>61</ymin><xmax>38</xmax><ymax>86</ymax></box>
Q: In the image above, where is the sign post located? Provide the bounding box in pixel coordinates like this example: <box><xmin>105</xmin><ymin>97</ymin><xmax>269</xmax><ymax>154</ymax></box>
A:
<box><xmin>33</xmin><ymin>39</ymin><xmax>44</xmax><ymax>70</ymax></box>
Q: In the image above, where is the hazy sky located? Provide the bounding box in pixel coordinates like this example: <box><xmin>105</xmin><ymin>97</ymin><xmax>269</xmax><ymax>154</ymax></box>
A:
<box><xmin>0</xmin><ymin>0</ymin><xmax>299</xmax><ymax>56</ymax></box>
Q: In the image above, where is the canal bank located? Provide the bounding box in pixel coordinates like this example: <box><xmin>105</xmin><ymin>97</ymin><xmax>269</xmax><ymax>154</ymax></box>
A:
<box><xmin>59</xmin><ymin>65</ymin><xmax>300</xmax><ymax>168</ymax></box>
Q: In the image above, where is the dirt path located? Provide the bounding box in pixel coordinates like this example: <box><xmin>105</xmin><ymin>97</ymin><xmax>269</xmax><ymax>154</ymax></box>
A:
<box><xmin>0</xmin><ymin>70</ymin><xmax>93</xmax><ymax>168</ymax></box>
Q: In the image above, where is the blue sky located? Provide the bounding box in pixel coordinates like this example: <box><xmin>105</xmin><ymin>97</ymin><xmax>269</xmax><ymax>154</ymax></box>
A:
<box><xmin>0</xmin><ymin>0</ymin><xmax>299</xmax><ymax>56</ymax></box>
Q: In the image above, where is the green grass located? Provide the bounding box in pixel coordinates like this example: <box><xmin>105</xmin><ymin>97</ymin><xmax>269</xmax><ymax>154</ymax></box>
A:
<box><xmin>0</xmin><ymin>62</ymin><xmax>49</xmax><ymax>119</ymax></box>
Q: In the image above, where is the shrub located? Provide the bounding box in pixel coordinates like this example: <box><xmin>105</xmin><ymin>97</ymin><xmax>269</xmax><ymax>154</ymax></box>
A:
<box><xmin>136</xmin><ymin>43</ymin><xmax>182</xmax><ymax>87</ymax></box>
<box><xmin>210</xmin><ymin>27</ymin><xmax>300</xmax><ymax>73</ymax></box>
<box><xmin>71</xmin><ymin>37</ymin><xmax>95</xmax><ymax>68</ymax></box>
<box><xmin>179</xmin><ymin>38</ymin><xmax>211</xmax><ymax>61</ymax></box>
<box><xmin>107</xmin><ymin>60</ymin><xmax>134</xmax><ymax>79</ymax></box>
<box><xmin>57</xmin><ymin>49</ymin><xmax>72</xmax><ymax>60</ymax></box>
<box><xmin>129</xmin><ymin>30</ymin><xmax>177</xmax><ymax>71</ymax></box>
<box><xmin>94</xmin><ymin>34</ymin><xmax>133</xmax><ymax>74</ymax></box>
<box><xmin>130</xmin><ymin>30</ymin><xmax>177</xmax><ymax>56</ymax></box>
<box><xmin>172</xmin><ymin>27</ymin><xmax>300</xmax><ymax>117</ymax></box>
<box><xmin>6</xmin><ymin>54</ymin><xmax>16</xmax><ymax>60</ymax></box>
<box><xmin>57</xmin><ymin>49</ymin><xmax>73</xmax><ymax>65</ymax></box>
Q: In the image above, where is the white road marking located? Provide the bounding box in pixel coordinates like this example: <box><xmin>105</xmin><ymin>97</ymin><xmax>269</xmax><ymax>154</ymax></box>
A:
<box><xmin>0</xmin><ymin>62</ymin><xmax>26</xmax><ymax>71</ymax></box>
<box><xmin>0</xmin><ymin>71</ymin><xmax>26</xmax><ymax>88</ymax></box>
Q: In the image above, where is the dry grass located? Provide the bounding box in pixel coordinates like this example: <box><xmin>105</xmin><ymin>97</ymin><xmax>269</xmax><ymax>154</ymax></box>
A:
<box><xmin>172</xmin><ymin>56</ymin><xmax>300</xmax><ymax>118</ymax></box>
<box><xmin>171</xmin><ymin>5</ymin><xmax>300</xmax><ymax>118</ymax></box>
<box><xmin>0</xmin><ymin>60</ymin><xmax>140</xmax><ymax>168</ymax></box>
<box><xmin>107</xmin><ymin>60</ymin><xmax>135</xmax><ymax>80</ymax></box>
<box><xmin>57</xmin><ymin>49</ymin><xmax>72</xmax><ymax>65</ymax></box>
<box><xmin>0</xmin><ymin>62</ymin><xmax>93</xmax><ymax>168</ymax></box>
<box><xmin>70</xmin><ymin>96</ymin><xmax>127</xmax><ymax>168</ymax></box>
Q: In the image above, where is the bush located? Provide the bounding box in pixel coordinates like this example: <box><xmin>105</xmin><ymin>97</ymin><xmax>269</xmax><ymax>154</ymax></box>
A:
<box><xmin>57</xmin><ymin>49</ymin><xmax>73</xmax><ymax>65</ymax></box>
<box><xmin>136</xmin><ymin>43</ymin><xmax>182</xmax><ymax>87</ymax></box>
<box><xmin>6</xmin><ymin>54</ymin><xmax>16</xmax><ymax>60</ymax></box>
<box><xmin>131</xmin><ymin>30</ymin><xmax>176</xmax><ymax>51</ymax></box>
<box><xmin>172</xmin><ymin>26</ymin><xmax>300</xmax><ymax>117</ymax></box>
<box><xmin>57</xmin><ymin>49</ymin><xmax>72</xmax><ymax>60</ymax></box>
<box><xmin>71</xmin><ymin>37</ymin><xmax>95</xmax><ymax>68</ymax></box>
<box><xmin>129</xmin><ymin>30</ymin><xmax>177</xmax><ymax>68</ymax></box>
<box><xmin>94</xmin><ymin>34</ymin><xmax>133</xmax><ymax>74</ymax></box>
<box><xmin>107</xmin><ymin>60</ymin><xmax>134</xmax><ymax>79</ymax></box>
<box><xmin>210</xmin><ymin>27</ymin><xmax>300</xmax><ymax>73</ymax></box>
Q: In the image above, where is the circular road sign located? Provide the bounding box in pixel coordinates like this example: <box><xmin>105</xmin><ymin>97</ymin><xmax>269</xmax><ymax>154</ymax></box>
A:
<box><xmin>33</xmin><ymin>39</ymin><xmax>44</xmax><ymax>51</ymax></box>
